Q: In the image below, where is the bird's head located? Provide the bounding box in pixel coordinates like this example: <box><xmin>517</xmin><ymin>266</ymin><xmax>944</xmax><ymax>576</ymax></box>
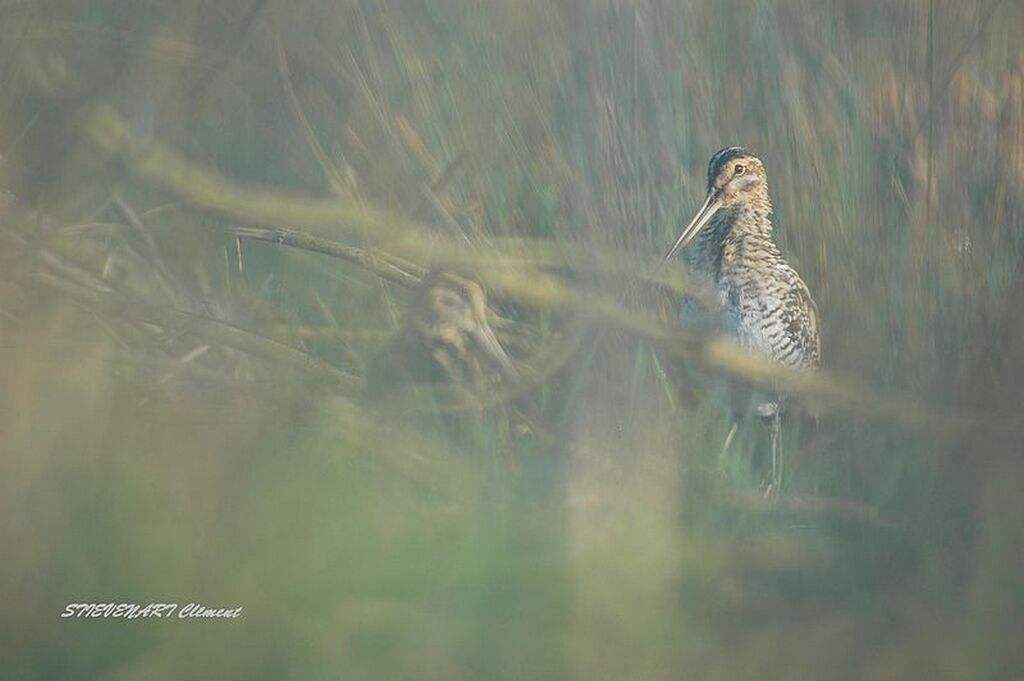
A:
<box><xmin>413</xmin><ymin>270</ymin><xmax>517</xmax><ymax>380</ymax></box>
<box><xmin>705</xmin><ymin>147</ymin><xmax>768</xmax><ymax>209</ymax></box>
<box><xmin>664</xmin><ymin>147</ymin><xmax>770</xmax><ymax>261</ymax></box>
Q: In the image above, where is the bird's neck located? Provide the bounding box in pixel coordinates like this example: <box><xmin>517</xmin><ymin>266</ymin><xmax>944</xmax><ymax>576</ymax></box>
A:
<box><xmin>688</xmin><ymin>198</ymin><xmax>776</xmax><ymax>282</ymax></box>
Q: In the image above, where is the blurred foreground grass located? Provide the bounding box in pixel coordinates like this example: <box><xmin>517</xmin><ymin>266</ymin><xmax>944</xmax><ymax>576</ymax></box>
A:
<box><xmin>2</xmin><ymin>1</ymin><xmax>1024</xmax><ymax>679</ymax></box>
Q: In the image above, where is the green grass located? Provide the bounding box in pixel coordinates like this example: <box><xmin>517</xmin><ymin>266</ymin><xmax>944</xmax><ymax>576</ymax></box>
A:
<box><xmin>2</xmin><ymin>0</ymin><xmax>1024</xmax><ymax>679</ymax></box>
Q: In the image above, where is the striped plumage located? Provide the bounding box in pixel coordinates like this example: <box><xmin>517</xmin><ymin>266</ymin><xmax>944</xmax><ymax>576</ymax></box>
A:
<box><xmin>665</xmin><ymin>146</ymin><xmax>820</xmax><ymax>492</ymax></box>
<box><xmin>365</xmin><ymin>270</ymin><xmax>517</xmax><ymax>403</ymax></box>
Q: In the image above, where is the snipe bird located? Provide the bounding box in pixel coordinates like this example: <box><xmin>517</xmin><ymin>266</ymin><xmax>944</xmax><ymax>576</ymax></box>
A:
<box><xmin>663</xmin><ymin>147</ymin><xmax>820</xmax><ymax>493</ymax></box>
<box><xmin>365</xmin><ymin>270</ymin><xmax>517</xmax><ymax>402</ymax></box>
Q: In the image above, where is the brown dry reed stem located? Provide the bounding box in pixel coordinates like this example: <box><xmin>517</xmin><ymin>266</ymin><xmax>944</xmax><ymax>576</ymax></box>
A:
<box><xmin>78</xmin><ymin>103</ymin><xmax>571</xmax><ymax>312</ymax></box>
<box><xmin>110</xmin><ymin>192</ymin><xmax>180</xmax><ymax>301</ymax></box>
<box><xmin>233</xmin><ymin>225</ymin><xmax>422</xmax><ymax>289</ymax></box>
<box><xmin>384</xmin><ymin>330</ymin><xmax>583</xmax><ymax>416</ymax></box>
<box><xmin>75</xmin><ymin>103</ymin><xmax>1024</xmax><ymax>445</ymax></box>
<box><xmin>720</xmin><ymin>490</ymin><xmax>884</xmax><ymax>527</ymax></box>
<box><xmin>274</xmin><ymin>33</ymin><xmax>351</xmax><ymax>197</ymax></box>
<box><xmin>32</xmin><ymin>252</ymin><xmax>363</xmax><ymax>394</ymax></box>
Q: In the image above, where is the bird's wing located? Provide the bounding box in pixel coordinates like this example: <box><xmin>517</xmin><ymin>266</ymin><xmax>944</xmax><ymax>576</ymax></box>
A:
<box><xmin>789</xmin><ymin>272</ymin><xmax>821</xmax><ymax>367</ymax></box>
<box><xmin>734</xmin><ymin>265</ymin><xmax>821</xmax><ymax>369</ymax></box>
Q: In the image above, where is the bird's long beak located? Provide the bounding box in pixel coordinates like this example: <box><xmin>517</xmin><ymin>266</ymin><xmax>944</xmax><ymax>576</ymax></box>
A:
<box><xmin>663</xmin><ymin>190</ymin><xmax>722</xmax><ymax>262</ymax></box>
<box><xmin>471</xmin><ymin>322</ymin><xmax>518</xmax><ymax>380</ymax></box>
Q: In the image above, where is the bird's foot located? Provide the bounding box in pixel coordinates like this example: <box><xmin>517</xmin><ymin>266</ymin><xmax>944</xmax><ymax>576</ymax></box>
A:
<box><xmin>761</xmin><ymin>479</ymin><xmax>781</xmax><ymax>507</ymax></box>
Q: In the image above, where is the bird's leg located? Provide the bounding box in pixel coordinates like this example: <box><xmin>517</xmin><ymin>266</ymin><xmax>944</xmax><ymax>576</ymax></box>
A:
<box><xmin>719</xmin><ymin>420</ymin><xmax>738</xmax><ymax>466</ymax></box>
<box><xmin>811</xmin><ymin>415</ymin><xmax>822</xmax><ymax>496</ymax></box>
<box><xmin>765</xmin><ymin>411</ymin><xmax>782</xmax><ymax>500</ymax></box>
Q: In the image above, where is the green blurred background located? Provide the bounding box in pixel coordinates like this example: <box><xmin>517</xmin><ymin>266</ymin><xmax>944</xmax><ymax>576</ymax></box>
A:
<box><xmin>2</xmin><ymin>0</ymin><xmax>1024</xmax><ymax>678</ymax></box>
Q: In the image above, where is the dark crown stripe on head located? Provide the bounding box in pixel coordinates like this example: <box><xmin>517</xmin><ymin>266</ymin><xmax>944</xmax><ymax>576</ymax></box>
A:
<box><xmin>707</xmin><ymin>146</ymin><xmax>748</xmax><ymax>189</ymax></box>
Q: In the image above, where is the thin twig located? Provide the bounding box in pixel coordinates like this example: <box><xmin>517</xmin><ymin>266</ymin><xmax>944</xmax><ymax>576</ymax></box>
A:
<box><xmin>721</xmin><ymin>491</ymin><xmax>886</xmax><ymax>527</ymax></box>
<box><xmin>232</xmin><ymin>225</ymin><xmax>421</xmax><ymax>289</ymax></box>
<box><xmin>186</xmin><ymin>0</ymin><xmax>268</xmax><ymax>103</ymax></box>
<box><xmin>33</xmin><ymin>256</ymin><xmax>362</xmax><ymax>394</ymax></box>
<box><xmin>938</xmin><ymin>0</ymin><xmax>1005</xmax><ymax>94</ymax></box>
<box><xmin>274</xmin><ymin>33</ymin><xmax>350</xmax><ymax>196</ymax></box>
<box><xmin>77</xmin><ymin>105</ymin><xmax>1024</xmax><ymax>444</ymax></box>
<box><xmin>925</xmin><ymin>0</ymin><xmax>934</xmax><ymax>235</ymax></box>
<box><xmin>111</xmin><ymin>192</ymin><xmax>179</xmax><ymax>300</ymax></box>
<box><xmin>376</xmin><ymin>329</ymin><xmax>583</xmax><ymax>415</ymax></box>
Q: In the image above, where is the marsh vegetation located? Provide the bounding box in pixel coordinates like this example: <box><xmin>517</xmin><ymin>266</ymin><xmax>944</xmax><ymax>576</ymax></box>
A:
<box><xmin>1</xmin><ymin>1</ymin><xmax>1023</xmax><ymax>678</ymax></box>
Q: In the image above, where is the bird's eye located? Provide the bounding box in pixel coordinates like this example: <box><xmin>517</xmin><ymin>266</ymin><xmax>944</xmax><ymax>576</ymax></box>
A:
<box><xmin>734</xmin><ymin>164</ymin><xmax>746</xmax><ymax>176</ymax></box>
